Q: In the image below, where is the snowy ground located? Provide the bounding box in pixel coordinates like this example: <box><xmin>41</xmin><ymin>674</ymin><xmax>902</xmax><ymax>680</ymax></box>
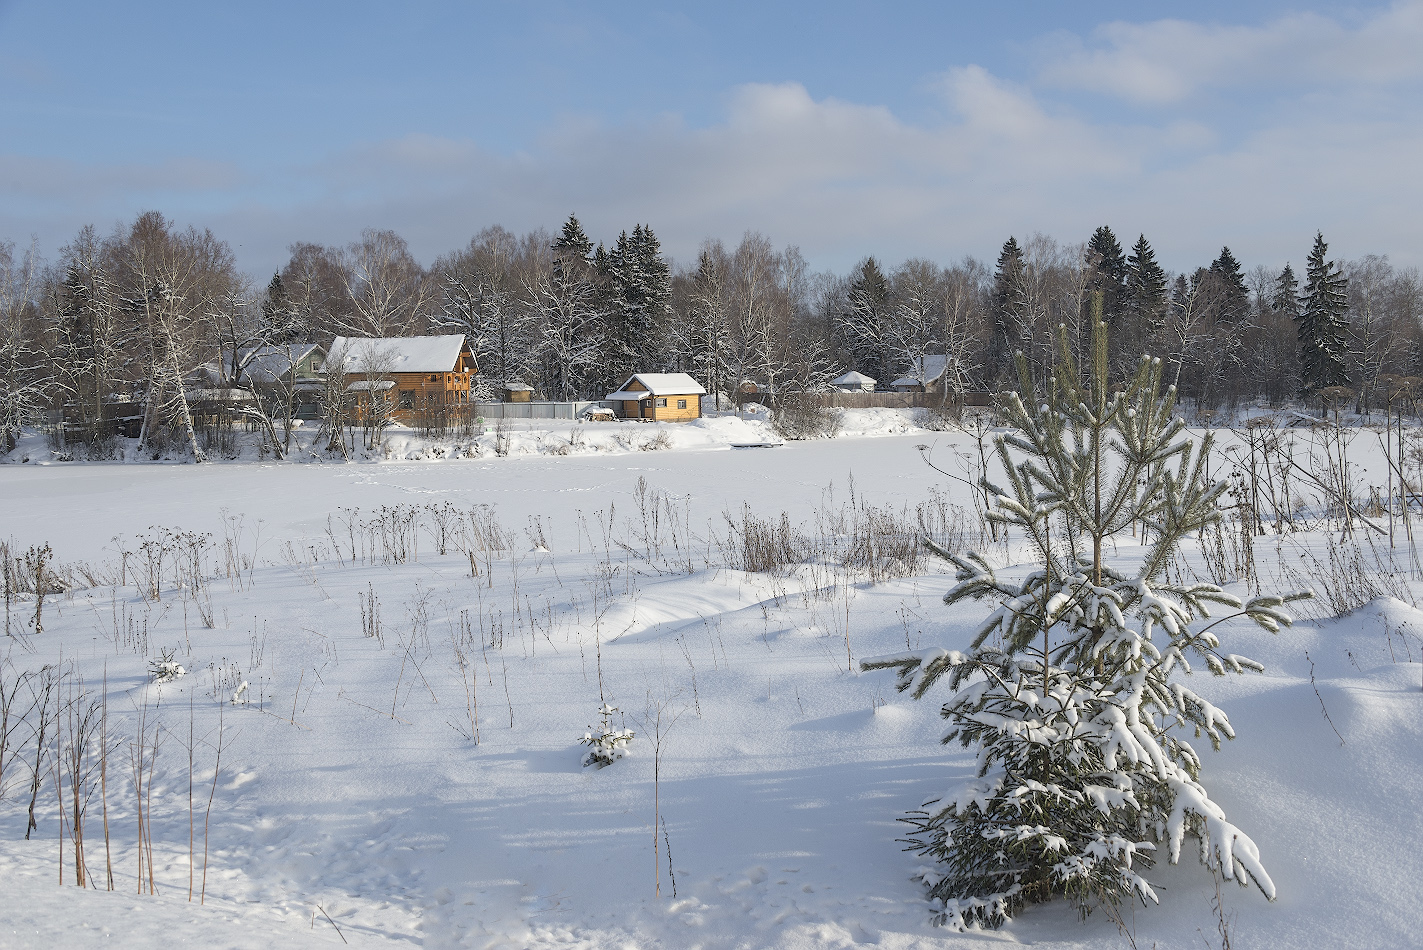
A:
<box><xmin>2</xmin><ymin>414</ymin><xmax>1422</xmax><ymax>949</ymax></box>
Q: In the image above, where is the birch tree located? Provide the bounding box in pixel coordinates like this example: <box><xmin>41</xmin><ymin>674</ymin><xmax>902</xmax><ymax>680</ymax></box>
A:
<box><xmin>115</xmin><ymin>212</ymin><xmax>239</xmax><ymax>461</ymax></box>
<box><xmin>340</xmin><ymin>229</ymin><xmax>430</xmax><ymax>337</ymax></box>
<box><xmin>0</xmin><ymin>240</ymin><xmax>48</xmax><ymax>453</ymax></box>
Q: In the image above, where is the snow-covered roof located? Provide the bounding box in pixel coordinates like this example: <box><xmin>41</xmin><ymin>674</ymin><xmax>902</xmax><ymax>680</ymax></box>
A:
<box><xmin>831</xmin><ymin>371</ymin><xmax>875</xmax><ymax>385</ymax></box>
<box><xmin>890</xmin><ymin>355</ymin><xmax>948</xmax><ymax>388</ymax></box>
<box><xmin>346</xmin><ymin>380</ymin><xmax>396</xmax><ymax>392</ymax></box>
<box><xmin>503</xmin><ymin>382</ymin><xmax>535</xmax><ymax>392</ymax></box>
<box><xmin>330</xmin><ymin>335</ymin><xmax>468</xmax><ymax>374</ymax></box>
<box><xmin>235</xmin><ymin>344</ymin><xmax>324</xmax><ymax>384</ymax></box>
<box><xmin>606</xmin><ymin>373</ymin><xmax>707</xmax><ymax>400</ymax></box>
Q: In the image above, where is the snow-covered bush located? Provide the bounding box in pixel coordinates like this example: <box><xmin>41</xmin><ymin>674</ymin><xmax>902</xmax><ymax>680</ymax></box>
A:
<box><xmin>864</xmin><ymin>316</ymin><xmax>1308</xmax><ymax>930</ymax></box>
<box><xmin>581</xmin><ymin>703</ymin><xmax>634</xmax><ymax>768</ymax></box>
<box><xmin>772</xmin><ymin>396</ymin><xmax>840</xmax><ymax>440</ymax></box>
<box><xmin>149</xmin><ymin>648</ymin><xmax>186</xmax><ymax>683</ymax></box>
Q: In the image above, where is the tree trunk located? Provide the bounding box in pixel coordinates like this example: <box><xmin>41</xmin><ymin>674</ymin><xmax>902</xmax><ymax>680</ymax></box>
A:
<box><xmin>168</xmin><ymin>352</ymin><xmax>204</xmax><ymax>462</ymax></box>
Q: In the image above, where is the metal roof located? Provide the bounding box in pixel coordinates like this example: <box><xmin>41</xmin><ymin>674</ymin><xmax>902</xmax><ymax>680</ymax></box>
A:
<box><xmin>233</xmin><ymin>344</ymin><xmax>325</xmax><ymax>384</ymax></box>
<box><xmin>606</xmin><ymin>373</ymin><xmax>707</xmax><ymax>400</ymax></box>
<box><xmin>330</xmin><ymin>335</ymin><xmax>468</xmax><ymax>374</ymax></box>
<box><xmin>890</xmin><ymin>355</ymin><xmax>948</xmax><ymax>388</ymax></box>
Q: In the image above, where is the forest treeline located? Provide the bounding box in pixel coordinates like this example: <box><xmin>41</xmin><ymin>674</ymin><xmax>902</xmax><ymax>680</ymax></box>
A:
<box><xmin>0</xmin><ymin>209</ymin><xmax>1419</xmax><ymax>452</ymax></box>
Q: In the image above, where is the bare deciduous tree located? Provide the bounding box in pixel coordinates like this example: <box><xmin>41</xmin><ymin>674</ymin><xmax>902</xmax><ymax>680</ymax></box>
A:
<box><xmin>341</xmin><ymin>229</ymin><xmax>431</xmax><ymax>337</ymax></box>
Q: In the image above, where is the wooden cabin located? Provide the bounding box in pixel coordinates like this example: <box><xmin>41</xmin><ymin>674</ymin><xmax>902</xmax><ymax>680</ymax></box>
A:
<box><xmin>330</xmin><ymin>335</ymin><xmax>475</xmax><ymax>424</ymax></box>
<box><xmin>605</xmin><ymin>373</ymin><xmax>706</xmax><ymax>422</ymax></box>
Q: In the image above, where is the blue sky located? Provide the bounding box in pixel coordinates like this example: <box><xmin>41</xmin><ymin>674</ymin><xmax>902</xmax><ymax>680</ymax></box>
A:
<box><xmin>2</xmin><ymin>1</ymin><xmax>1419</xmax><ymax>278</ymax></box>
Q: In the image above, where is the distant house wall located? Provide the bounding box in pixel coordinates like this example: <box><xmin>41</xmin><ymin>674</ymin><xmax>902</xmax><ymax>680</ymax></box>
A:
<box><xmin>388</xmin><ymin>370</ymin><xmax>472</xmax><ymax>415</ymax></box>
<box><xmin>347</xmin><ymin>350</ymin><xmax>475</xmax><ymax>423</ymax></box>
<box><xmin>645</xmin><ymin>394</ymin><xmax>700</xmax><ymax>422</ymax></box>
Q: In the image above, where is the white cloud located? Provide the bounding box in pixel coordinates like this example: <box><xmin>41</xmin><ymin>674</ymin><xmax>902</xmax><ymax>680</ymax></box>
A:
<box><xmin>1038</xmin><ymin>1</ymin><xmax>1423</xmax><ymax>104</ymax></box>
<box><xmin>0</xmin><ymin>154</ymin><xmax>241</xmax><ymax>202</ymax></box>
<box><xmin>3</xmin><ymin>19</ymin><xmax>1422</xmax><ymax>279</ymax></box>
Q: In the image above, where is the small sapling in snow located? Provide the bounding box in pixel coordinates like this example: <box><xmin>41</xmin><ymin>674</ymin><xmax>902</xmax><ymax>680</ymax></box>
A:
<box><xmin>864</xmin><ymin>309</ymin><xmax>1310</xmax><ymax>930</ymax></box>
<box><xmin>580</xmin><ymin>703</ymin><xmax>633</xmax><ymax>768</ymax></box>
<box><xmin>149</xmin><ymin>648</ymin><xmax>186</xmax><ymax>683</ymax></box>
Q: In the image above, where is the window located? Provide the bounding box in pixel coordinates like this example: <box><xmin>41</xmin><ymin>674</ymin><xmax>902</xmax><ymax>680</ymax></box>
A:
<box><xmin>400</xmin><ymin>390</ymin><xmax>414</xmax><ymax>410</ymax></box>
<box><xmin>656</xmin><ymin>398</ymin><xmax>668</xmax><ymax>407</ymax></box>
<box><xmin>429</xmin><ymin>375</ymin><xmax>438</xmax><ymax>382</ymax></box>
<box><xmin>677</xmin><ymin>399</ymin><xmax>687</xmax><ymax>409</ymax></box>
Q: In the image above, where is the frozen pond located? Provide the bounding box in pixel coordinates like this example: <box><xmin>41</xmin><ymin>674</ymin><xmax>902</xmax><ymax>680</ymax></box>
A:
<box><xmin>1</xmin><ymin>432</ymin><xmax>957</xmax><ymax>560</ymax></box>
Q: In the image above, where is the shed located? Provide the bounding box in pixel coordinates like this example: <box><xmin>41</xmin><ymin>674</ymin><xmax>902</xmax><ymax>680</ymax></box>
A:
<box><xmin>830</xmin><ymin>371</ymin><xmax>876</xmax><ymax>393</ymax></box>
<box><xmin>502</xmin><ymin>382</ymin><xmax>535</xmax><ymax>403</ymax></box>
<box><xmin>605</xmin><ymin>373</ymin><xmax>707</xmax><ymax>422</ymax></box>
<box><xmin>890</xmin><ymin>355</ymin><xmax>948</xmax><ymax>393</ymax></box>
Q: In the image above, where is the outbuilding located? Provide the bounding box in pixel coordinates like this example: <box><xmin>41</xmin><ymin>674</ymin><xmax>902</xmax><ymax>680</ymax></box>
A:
<box><xmin>605</xmin><ymin>373</ymin><xmax>707</xmax><ymax>422</ymax></box>
<box><xmin>830</xmin><ymin>371</ymin><xmax>876</xmax><ymax>393</ymax></box>
<box><xmin>502</xmin><ymin>382</ymin><xmax>535</xmax><ymax>403</ymax></box>
<box><xmin>889</xmin><ymin>355</ymin><xmax>948</xmax><ymax>393</ymax></box>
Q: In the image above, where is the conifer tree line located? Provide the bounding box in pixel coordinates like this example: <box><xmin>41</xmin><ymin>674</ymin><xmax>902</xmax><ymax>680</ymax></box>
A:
<box><xmin>1</xmin><ymin>211</ymin><xmax>1420</xmax><ymax>450</ymax></box>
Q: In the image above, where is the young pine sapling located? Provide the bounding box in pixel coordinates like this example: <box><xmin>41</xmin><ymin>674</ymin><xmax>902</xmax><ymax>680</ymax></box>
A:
<box><xmin>580</xmin><ymin>703</ymin><xmax>634</xmax><ymax>769</ymax></box>
<box><xmin>864</xmin><ymin>311</ymin><xmax>1309</xmax><ymax>930</ymax></box>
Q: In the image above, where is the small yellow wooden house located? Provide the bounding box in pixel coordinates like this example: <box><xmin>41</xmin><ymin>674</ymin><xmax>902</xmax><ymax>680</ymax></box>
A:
<box><xmin>330</xmin><ymin>335</ymin><xmax>475</xmax><ymax>423</ymax></box>
<box><xmin>606</xmin><ymin>373</ymin><xmax>706</xmax><ymax>422</ymax></box>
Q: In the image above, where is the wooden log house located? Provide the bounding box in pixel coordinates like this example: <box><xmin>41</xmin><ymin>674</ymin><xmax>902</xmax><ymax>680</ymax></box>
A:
<box><xmin>330</xmin><ymin>335</ymin><xmax>476</xmax><ymax>424</ymax></box>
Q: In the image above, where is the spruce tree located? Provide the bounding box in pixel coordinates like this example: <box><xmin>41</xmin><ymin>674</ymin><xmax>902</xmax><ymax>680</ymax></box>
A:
<box><xmin>260</xmin><ymin>273</ymin><xmax>306</xmax><ymax>344</ymax></box>
<box><xmin>864</xmin><ymin>304</ymin><xmax>1302</xmax><ymax>929</ymax></box>
<box><xmin>602</xmin><ymin>231</ymin><xmax>639</xmax><ymax>388</ymax></box>
<box><xmin>842</xmin><ymin>257</ymin><xmax>893</xmax><ymax>385</ymax></box>
<box><xmin>552</xmin><ymin>213</ymin><xmax>594</xmax><ymax>279</ymax></box>
<box><xmin>1086</xmin><ymin>226</ymin><xmax>1127</xmax><ymax>323</ymax></box>
<box><xmin>602</xmin><ymin>224</ymin><xmax>673</xmax><ymax>386</ymax></box>
<box><xmin>1297</xmin><ymin>233</ymin><xmax>1350</xmax><ymax>395</ymax></box>
<box><xmin>987</xmin><ymin>237</ymin><xmax>1030</xmax><ymax>386</ymax></box>
<box><xmin>1208</xmin><ymin>247</ymin><xmax>1250</xmax><ymax>323</ymax></box>
<box><xmin>535</xmin><ymin>214</ymin><xmax>603</xmax><ymax>400</ymax></box>
<box><xmin>1272</xmin><ymin>264</ymin><xmax>1300</xmax><ymax>317</ymax></box>
<box><xmin>632</xmin><ymin>224</ymin><xmax>673</xmax><ymax>327</ymax></box>
<box><xmin>1124</xmin><ymin>234</ymin><xmax>1167</xmax><ymax>331</ymax></box>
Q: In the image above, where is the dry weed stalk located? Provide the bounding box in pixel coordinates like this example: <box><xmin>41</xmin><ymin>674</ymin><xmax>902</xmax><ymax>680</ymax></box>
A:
<box><xmin>200</xmin><ymin>703</ymin><xmax>225</xmax><ymax>904</ymax></box>
<box><xmin>633</xmin><ymin>691</ymin><xmax>686</xmax><ymax>900</ymax></box>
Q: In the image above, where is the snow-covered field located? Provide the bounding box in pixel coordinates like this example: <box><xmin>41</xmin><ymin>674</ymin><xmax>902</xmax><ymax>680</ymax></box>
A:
<box><xmin>2</xmin><ymin>413</ymin><xmax>1422</xmax><ymax>949</ymax></box>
